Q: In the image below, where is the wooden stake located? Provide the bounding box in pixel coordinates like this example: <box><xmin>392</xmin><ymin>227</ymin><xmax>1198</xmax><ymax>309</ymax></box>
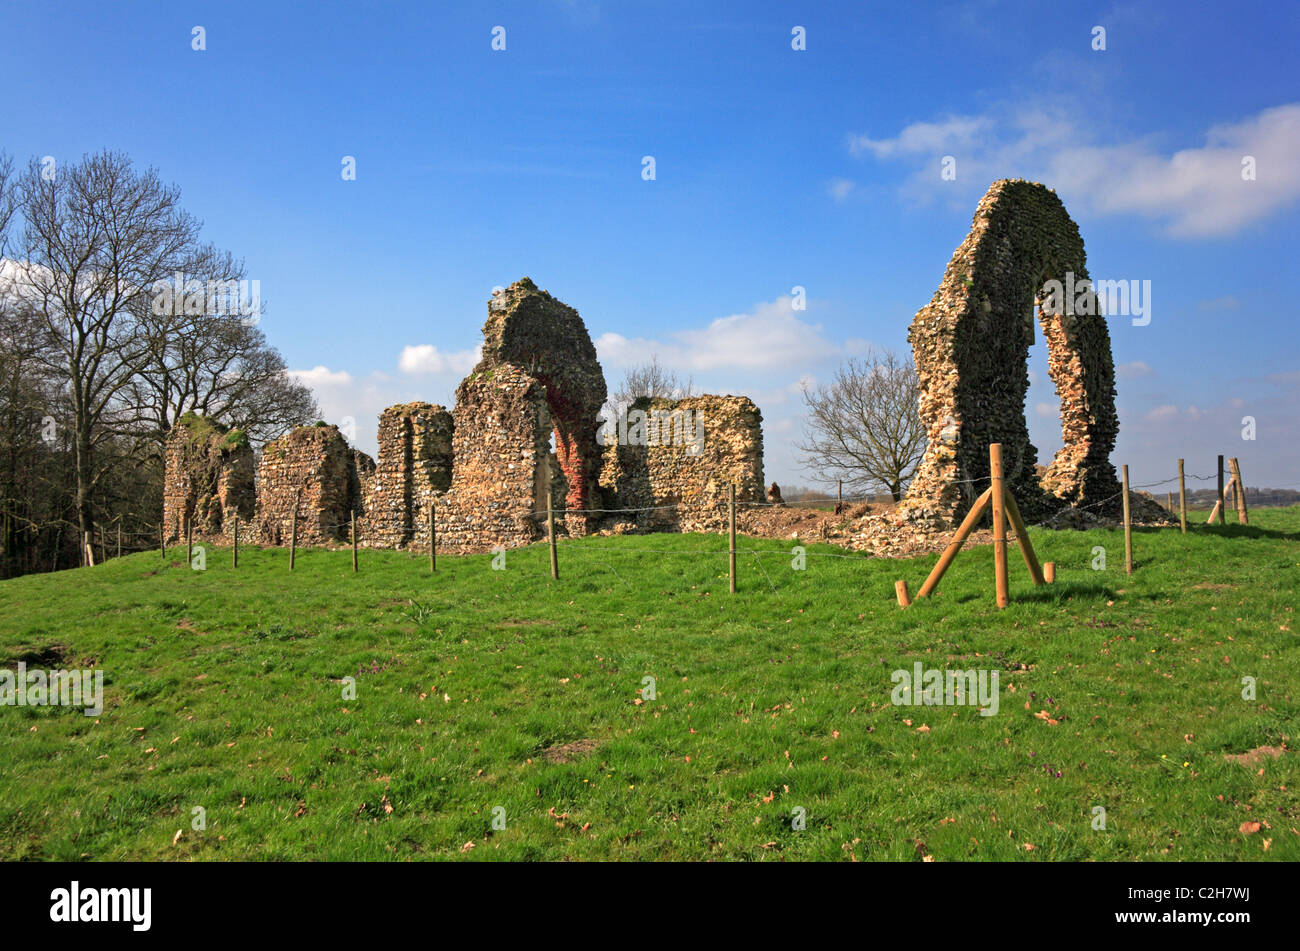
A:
<box><xmin>917</xmin><ymin>487</ymin><xmax>993</xmax><ymax>598</ymax></box>
<box><xmin>429</xmin><ymin>500</ymin><xmax>436</xmax><ymax>573</ymax></box>
<box><xmin>894</xmin><ymin>579</ymin><xmax>911</xmax><ymax>608</ymax></box>
<box><xmin>1044</xmin><ymin>562</ymin><xmax>1056</xmax><ymax>584</ymax></box>
<box><xmin>1002</xmin><ymin>490</ymin><xmax>1045</xmax><ymax>586</ymax></box>
<box><xmin>1177</xmin><ymin>458</ymin><xmax>1187</xmax><ymax>534</ymax></box>
<box><xmin>289</xmin><ymin>507</ymin><xmax>298</xmax><ymax>571</ymax></box>
<box><xmin>1121</xmin><ymin>464</ymin><xmax>1133</xmax><ymax>576</ymax></box>
<box><xmin>837</xmin><ymin>479</ymin><xmax>843</xmax><ymax>510</ymax></box>
<box><xmin>1216</xmin><ymin>454</ymin><xmax>1226</xmax><ymax>525</ymax></box>
<box><xmin>990</xmin><ymin>443</ymin><xmax>1009</xmax><ymax>609</ymax></box>
<box><xmin>352</xmin><ymin>510</ymin><xmax>358</xmax><ymax>573</ymax></box>
<box><xmin>186</xmin><ymin>517</ymin><xmax>193</xmax><ymax>567</ymax></box>
<box><xmin>1229</xmin><ymin>457</ymin><xmax>1249</xmax><ymax>525</ymax></box>
<box><xmin>547</xmin><ymin>492</ymin><xmax>558</xmax><ymax>580</ymax></box>
<box><xmin>728</xmin><ymin>483</ymin><xmax>737</xmax><ymax>594</ymax></box>
<box><xmin>233</xmin><ymin>515</ymin><xmax>239</xmax><ymax>568</ymax></box>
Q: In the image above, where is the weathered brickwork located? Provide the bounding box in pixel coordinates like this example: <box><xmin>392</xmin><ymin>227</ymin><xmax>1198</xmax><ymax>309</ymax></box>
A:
<box><xmin>255</xmin><ymin>424</ymin><xmax>372</xmax><ymax>546</ymax></box>
<box><xmin>363</xmin><ymin>402</ymin><xmax>454</xmax><ymax>547</ymax></box>
<box><xmin>899</xmin><ymin>179</ymin><xmax>1121</xmax><ymax>528</ymax></box>
<box><xmin>599</xmin><ymin>395</ymin><xmax>765</xmax><ymax>533</ymax></box>
<box><xmin>162</xmin><ymin>415</ymin><xmax>255</xmax><ymax>541</ymax></box>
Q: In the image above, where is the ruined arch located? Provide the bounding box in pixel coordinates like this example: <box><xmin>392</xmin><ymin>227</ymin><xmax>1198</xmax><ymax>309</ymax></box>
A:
<box><xmin>472</xmin><ymin>277</ymin><xmax>608</xmax><ymax>527</ymax></box>
<box><xmin>899</xmin><ymin>179</ymin><xmax>1120</xmax><ymax>527</ymax></box>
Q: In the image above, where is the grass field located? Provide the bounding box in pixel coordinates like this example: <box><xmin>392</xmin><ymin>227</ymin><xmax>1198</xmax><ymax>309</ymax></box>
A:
<box><xmin>2</xmin><ymin>508</ymin><xmax>1297</xmax><ymax>861</ymax></box>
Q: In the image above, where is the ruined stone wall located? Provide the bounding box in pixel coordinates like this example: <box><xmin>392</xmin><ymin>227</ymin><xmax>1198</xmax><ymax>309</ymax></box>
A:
<box><xmin>434</xmin><ymin>364</ymin><xmax>560</xmax><ymax>551</ymax></box>
<box><xmin>363</xmin><ymin>402</ymin><xmax>454</xmax><ymax>547</ymax></box>
<box><xmin>899</xmin><ymin>179</ymin><xmax>1120</xmax><ymax>528</ymax></box>
<box><xmin>162</xmin><ymin>415</ymin><xmax>255</xmax><ymax>541</ymax></box>
<box><xmin>255</xmin><ymin>424</ymin><xmax>372</xmax><ymax>546</ymax></box>
<box><xmin>600</xmin><ymin>395</ymin><xmax>765</xmax><ymax>532</ymax></box>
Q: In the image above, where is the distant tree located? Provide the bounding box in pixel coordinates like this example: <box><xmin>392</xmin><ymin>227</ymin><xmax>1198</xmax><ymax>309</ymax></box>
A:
<box><xmin>613</xmin><ymin>354</ymin><xmax>694</xmax><ymax>406</ymax></box>
<box><xmin>797</xmin><ymin>348</ymin><xmax>925</xmax><ymax>502</ymax></box>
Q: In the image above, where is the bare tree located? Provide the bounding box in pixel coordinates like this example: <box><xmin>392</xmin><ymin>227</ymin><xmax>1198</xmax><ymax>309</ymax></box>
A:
<box><xmin>124</xmin><ymin>247</ymin><xmax>318</xmax><ymax>449</ymax></box>
<box><xmin>797</xmin><ymin>348</ymin><xmax>925</xmax><ymax>502</ymax></box>
<box><xmin>612</xmin><ymin>353</ymin><xmax>694</xmax><ymax>406</ymax></box>
<box><xmin>15</xmin><ymin>151</ymin><xmax>203</xmax><ymax>553</ymax></box>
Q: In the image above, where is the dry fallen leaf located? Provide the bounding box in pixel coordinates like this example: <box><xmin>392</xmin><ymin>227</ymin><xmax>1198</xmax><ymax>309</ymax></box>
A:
<box><xmin>1240</xmin><ymin>821</ymin><xmax>1261</xmax><ymax>835</ymax></box>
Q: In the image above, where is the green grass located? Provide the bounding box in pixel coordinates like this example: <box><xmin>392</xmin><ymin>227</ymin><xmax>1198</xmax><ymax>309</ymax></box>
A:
<box><xmin>1</xmin><ymin>509</ymin><xmax>1297</xmax><ymax>861</ymax></box>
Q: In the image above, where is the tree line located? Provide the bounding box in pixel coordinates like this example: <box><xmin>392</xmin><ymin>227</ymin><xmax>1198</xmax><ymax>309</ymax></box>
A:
<box><xmin>0</xmin><ymin>151</ymin><xmax>318</xmax><ymax>578</ymax></box>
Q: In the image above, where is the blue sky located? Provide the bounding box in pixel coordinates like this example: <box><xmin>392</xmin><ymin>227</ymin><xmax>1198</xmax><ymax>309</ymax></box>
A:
<box><xmin>3</xmin><ymin>0</ymin><xmax>1298</xmax><ymax>490</ymax></box>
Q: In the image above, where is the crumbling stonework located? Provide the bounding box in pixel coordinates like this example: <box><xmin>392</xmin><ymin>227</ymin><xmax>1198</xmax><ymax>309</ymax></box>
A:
<box><xmin>256</xmin><ymin>424</ymin><xmax>372</xmax><ymax>546</ymax></box>
<box><xmin>363</xmin><ymin>402</ymin><xmax>453</xmax><ymax>547</ymax></box>
<box><xmin>427</xmin><ymin>278</ymin><xmax>605</xmax><ymax>550</ymax></box>
<box><xmin>899</xmin><ymin>179</ymin><xmax>1121</xmax><ymax>528</ymax></box>
<box><xmin>599</xmin><ymin>395</ymin><xmax>765</xmax><ymax>533</ymax></box>
<box><xmin>162</xmin><ymin>414</ymin><xmax>255</xmax><ymax>541</ymax></box>
<box><xmin>435</xmin><ymin>365</ymin><xmax>559</xmax><ymax>551</ymax></box>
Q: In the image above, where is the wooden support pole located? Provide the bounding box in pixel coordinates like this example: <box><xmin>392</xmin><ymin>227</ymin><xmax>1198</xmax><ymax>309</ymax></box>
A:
<box><xmin>895</xmin><ymin>579</ymin><xmax>911</xmax><ymax>607</ymax></box>
<box><xmin>352</xmin><ymin>510</ymin><xmax>358</xmax><ymax>573</ymax></box>
<box><xmin>1121</xmin><ymin>464</ymin><xmax>1133</xmax><ymax>576</ymax></box>
<box><xmin>1166</xmin><ymin>491</ymin><xmax>1173</xmax><ymax>513</ymax></box>
<box><xmin>1002</xmin><ymin>490</ymin><xmax>1045</xmax><ymax>586</ymax></box>
<box><xmin>1206</xmin><ymin>499</ymin><xmax>1223</xmax><ymax>524</ymax></box>
<box><xmin>160</xmin><ymin>522</ymin><xmax>165</xmax><ymax>559</ymax></box>
<box><xmin>837</xmin><ymin>479</ymin><xmax>843</xmax><ymax>510</ymax></box>
<box><xmin>1044</xmin><ymin>562</ymin><xmax>1056</xmax><ymax>584</ymax></box>
<box><xmin>186</xmin><ymin>517</ymin><xmax>193</xmax><ymax>567</ymax></box>
<box><xmin>546</xmin><ymin>492</ymin><xmax>558</xmax><ymax>580</ymax></box>
<box><xmin>233</xmin><ymin>515</ymin><xmax>239</xmax><ymax>568</ymax></box>
<box><xmin>990</xmin><ymin>443</ymin><xmax>1009</xmax><ymax>609</ymax></box>
<box><xmin>1216</xmin><ymin>454</ymin><xmax>1226</xmax><ymax>525</ymax></box>
<box><xmin>84</xmin><ymin>530</ymin><xmax>95</xmax><ymax>567</ymax></box>
<box><xmin>289</xmin><ymin>509</ymin><xmax>298</xmax><ymax>571</ymax></box>
<box><xmin>429</xmin><ymin>500</ymin><xmax>437</xmax><ymax>573</ymax></box>
<box><xmin>917</xmin><ymin>487</ymin><xmax>993</xmax><ymax>598</ymax></box>
<box><xmin>1229</xmin><ymin>457</ymin><xmax>1249</xmax><ymax>525</ymax></box>
<box><xmin>1177</xmin><ymin>458</ymin><xmax>1187</xmax><ymax>534</ymax></box>
<box><xmin>728</xmin><ymin>484</ymin><xmax>737</xmax><ymax>594</ymax></box>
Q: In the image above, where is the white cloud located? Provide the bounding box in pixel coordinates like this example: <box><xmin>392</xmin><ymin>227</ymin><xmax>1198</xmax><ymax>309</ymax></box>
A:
<box><xmin>851</xmin><ymin>102</ymin><xmax>1300</xmax><ymax>237</ymax></box>
<box><xmin>827</xmin><ymin>177</ymin><xmax>857</xmax><ymax>201</ymax></box>
<box><xmin>1117</xmin><ymin>360</ymin><xmax>1153</xmax><ymax>380</ymax></box>
<box><xmin>398</xmin><ymin>343</ymin><xmax>481</xmax><ymax>375</ymax></box>
<box><xmin>595</xmin><ymin>296</ymin><xmax>840</xmax><ymax>372</ymax></box>
<box><xmin>1144</xmin><ymin>404</ymin><xmax>1179</xmax><ymax>422</ymax></box>
<box><xmin>289</xmin><ymin>365</ymin><xmax>352</xmax><ymax>387</ymax></box>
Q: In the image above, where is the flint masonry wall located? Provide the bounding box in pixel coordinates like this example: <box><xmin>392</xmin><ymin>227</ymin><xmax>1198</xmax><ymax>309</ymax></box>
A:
<box><xmin>600</xmin><ymin>395</ymin><xmax>765</xmax><ymax>532</ymax></box>
<box><xmin>256</xmin><ymin>424</ymin><xmax>373</xmax><ymax>546</ymax></box>
<box><xmin>899</xmin><ymin>178</ymin><xmax>1120</xmax><ymax>528</ymax></box>
<box><xmin>363</xmin><ymin>402</ymin><xmax>454</xmax><ymax>547</ymax></box>
<box><xmin>162</xmin><ymin>415</ymin><xmax>255</xmax><ymax>541</ymax></box>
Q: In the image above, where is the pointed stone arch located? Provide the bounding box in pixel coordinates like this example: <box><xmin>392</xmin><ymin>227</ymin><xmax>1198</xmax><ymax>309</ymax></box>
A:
<box><xmin>899</xmin><ymin>179</ymin><xmax>1120</xmax><ymax>527</ymax></box>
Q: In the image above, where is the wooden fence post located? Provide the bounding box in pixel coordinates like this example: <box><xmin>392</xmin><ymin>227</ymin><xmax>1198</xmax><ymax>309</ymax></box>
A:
<box><xmin>837</xmin><ymin>479</ymin><xmax>842</xmax><ymax>511</ymax></box>
<box><xmin>289</xmin><ymin>506</ymin><xmax>298</xmax><ymax>571</ymax></box>
<box><xmin>233</xmin><ymin>515</ymin><xmax>239</xmax><ymax>568</ymax></box>
<box><xmin>1216</xmin><ymin>454</ymin><xmax>1226</xmax><ymax>525</ymax></box>
<box><xmin>1121</xmin><ymin>464</ymin><xmax>1133</xmax><ymax>575</ymax></box>
<box><xmin>186</xmin><ymin>517</ymin><xmax>193</xmax><ymax>567</ymax></box>
<box><xmin>116</xmin><ymin>522</ymin><xmax>122</xmax><ymax>559</ymax></box>
<box><xmin>160</xmin><ymin>522</ymin><xmax>165</xmax><ymax>559</ymax></box>
<box><xmin>1177</xmin><ymin>458</ymin><xmax>1187</xmax><ymax>534</ymax></box>
<box><xmin>1044</xmin><ymin>562</ymin><xmax>1056</xmax><ymax>584</ymax></box>
<box><xmin>728</xmin><ymin>483</ymin><xmax>737</xmax><ymax>594</ymax></box>
<box><xmin>98</xmin><ymin>527</ymin><xmax>106</xmax><ymax>565</ymax></box>
<box><xmin>894</xmin><ymin>579</ymin><xmax>911</xmax><ymax>607</ymax></box>
<box><xmin>352</xmin><ymin>510</ymin><xmax>358</xmax><ymax>573</ymax></box>
<box><xmin>84</xmin><ymin>530</ymin><xmax>94</xmax><ymax>567</ymax></box>
<box><xmin>989</xmin><ymin>443</ymin><xmax>1009</xmax><ymax>609</ymax></box>
<box><xmin>429</xmin><ymin>499</ymin><xmax>436</xmax><ymax>573</ymax></box>
<box><xmin>1229</xmin><ymin>457</ymin><xmax>1249</xmax><ymax>525</ymax></box>
<box><xmin>547</xmin><ymin>492</ymin><xmax>558</xmax><ymax>580</ymax></box>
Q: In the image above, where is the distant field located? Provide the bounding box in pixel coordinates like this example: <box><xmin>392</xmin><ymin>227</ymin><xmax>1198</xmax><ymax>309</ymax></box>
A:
<box><xmin>2</xmin><ymin>508</ymin><xmax>1297</xmax><ymax>860</ymax></box>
